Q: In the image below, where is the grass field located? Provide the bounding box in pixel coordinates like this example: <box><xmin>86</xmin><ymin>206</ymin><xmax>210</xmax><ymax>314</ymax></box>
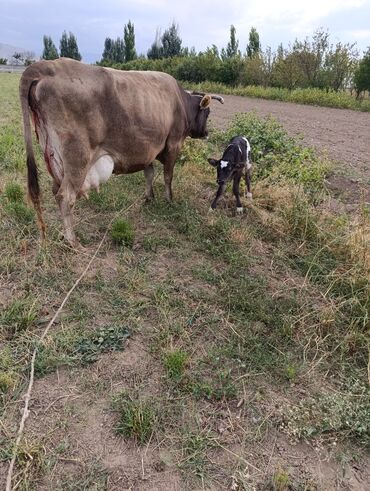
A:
<box><xmin>0</xmin><ymin>72</ymin><xmax>369</xmax><ymax>490</ymax></box>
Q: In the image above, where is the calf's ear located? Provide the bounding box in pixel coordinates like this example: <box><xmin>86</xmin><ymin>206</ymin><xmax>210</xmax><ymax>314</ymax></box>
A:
<box><xmin>208</xmin><ymin>158</ymin><xmax>218</xmax><ymax>167</ymax></box>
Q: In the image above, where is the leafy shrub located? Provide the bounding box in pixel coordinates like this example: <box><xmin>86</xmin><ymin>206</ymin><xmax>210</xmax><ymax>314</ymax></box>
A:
<box><xmin>216</xmin><ymin>112</ymin><xmax>329</xmax><ymax>191</ymax></box>
<box><xmin>279</xmin><ymin>383</ymin><xmax>370</xmax><ymax>445</ymax></box>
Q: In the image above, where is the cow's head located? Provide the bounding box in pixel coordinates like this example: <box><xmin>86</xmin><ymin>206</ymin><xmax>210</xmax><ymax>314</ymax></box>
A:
<box><xmin>188</xmin><ymin>92</ymin><xmax>224</xmax><ymax>139</ymax></box>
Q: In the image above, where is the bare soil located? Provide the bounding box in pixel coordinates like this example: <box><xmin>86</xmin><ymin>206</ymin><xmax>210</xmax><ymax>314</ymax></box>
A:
<box><xmin>210</xmin><ymin>95</ymin><xmax>370</xmax><ymax>203</ymax></box>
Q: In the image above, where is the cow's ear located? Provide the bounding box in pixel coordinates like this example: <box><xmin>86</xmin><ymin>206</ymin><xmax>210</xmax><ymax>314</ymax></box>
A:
<box><xmin>208</xmin><ymin>158</ymin><xmax>218</xmax><ymax>167</ymax></box>
<box><xmin>200</xmin><ymin>95</ymin><xmax>211</xmax><ymax>109</ymax></box>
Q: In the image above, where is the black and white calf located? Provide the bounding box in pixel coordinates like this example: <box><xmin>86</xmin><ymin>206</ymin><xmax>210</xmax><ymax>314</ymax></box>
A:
<box><xmin>208</xmin><ymin>136</ymin><xmax>252</xmax><ymax>213</ymax></box>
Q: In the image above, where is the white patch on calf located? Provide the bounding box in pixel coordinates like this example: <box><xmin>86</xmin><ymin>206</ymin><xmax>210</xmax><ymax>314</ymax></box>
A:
<box><xmin>236</xmin><ymin>207</ymin><xmax>243</xmax><ymax>214</ymax></box>
<box><xmin>242</xmin><ymin>137</ymin><xmax>251</xmax><ymax>164</ymax></box>
<box><xmin>220</xmin><ymin>160</ymin><xmax>229</xmax><ymax>169</ymax></box>
<box><xmin>82</xmin><ymin>155</ymin><xmax>114</xmax><ymax>193</ymax></box>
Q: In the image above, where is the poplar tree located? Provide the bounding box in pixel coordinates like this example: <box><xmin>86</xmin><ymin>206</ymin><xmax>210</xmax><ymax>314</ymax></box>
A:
<box><xmin>42</xmin><ymin>35</ymin><xmax>59</xmax><ymax>60</ymax></box>
<box><xmin>124</xmin><ymin>21</ymin><xmax>137</xmax><ymax>62</ymax></box>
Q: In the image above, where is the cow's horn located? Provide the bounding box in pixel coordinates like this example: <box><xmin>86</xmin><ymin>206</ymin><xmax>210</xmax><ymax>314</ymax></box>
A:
<box><xmin>192</xmin><ymin>90</ymin><xmax>224</xmax><ymax>104</ymax></box>
<box><xmin>211</xmin><ymin>95</ymin><xmax>224</xmax><ymax>104</ymax></box>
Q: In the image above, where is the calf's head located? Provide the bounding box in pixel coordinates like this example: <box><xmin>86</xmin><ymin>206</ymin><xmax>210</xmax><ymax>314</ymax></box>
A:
<box><xmin>208</xmin><ymin>145</ymin><xmax>244</xmax><ymax>184</ymax></box>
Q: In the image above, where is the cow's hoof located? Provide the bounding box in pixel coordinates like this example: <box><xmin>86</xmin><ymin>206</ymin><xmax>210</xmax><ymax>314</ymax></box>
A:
<box><xmin>236</xmin><ymin>207</ymin><xmax>243</xmax><ymax>214</ymax></box>
<box><xmin>208</xmin><ymin>207</ymin><xmax>215</xmax><ymax>213</ymax></box>
<box><xmin>246</xmin><ymin>192</ymin><xmax>253</xmax><ymax>199</ymax></box>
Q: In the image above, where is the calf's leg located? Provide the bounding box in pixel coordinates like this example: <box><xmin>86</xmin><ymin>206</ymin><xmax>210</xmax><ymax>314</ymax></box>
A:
<box><xmin>210</xmin><ymin>182</ymin><xmax>227</xmax><ymax>210</ymax></box>
<box><xmin>233</xmin><ymin>173</ymin><xmax>243</xmax><ymax>213</ymax></box>
<box><xmin>245</xmin><ymin>168</ymin><xmax>252</xmax><ymax>199</ymax></box>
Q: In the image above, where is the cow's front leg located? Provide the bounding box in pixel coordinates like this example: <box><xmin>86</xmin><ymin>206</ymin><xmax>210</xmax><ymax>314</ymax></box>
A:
<box><xmin>144</xmin><ymin>164</ymin><xmax>155</xmax><ymax>201</ymax></box>
<box><xmin>245</xmin><ymin>167</ymin><xmax>252</xmax><ymax>199</ymax></box>
<box><xmin>210</xmin><ymin>182</ymin><xmax>226</xmax><ymax>210</ymax></box>
<box><xmin>233</xmin><ymin>173</ymin><xmax>243</xmax><ymax>214</ymax></box>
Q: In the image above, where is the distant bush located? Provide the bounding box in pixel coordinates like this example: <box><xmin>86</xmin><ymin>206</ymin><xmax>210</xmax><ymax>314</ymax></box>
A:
<box><xmin>102</xmin><ymin>55</ymin><xmax>370</xmax><ymax>112</ymax></box>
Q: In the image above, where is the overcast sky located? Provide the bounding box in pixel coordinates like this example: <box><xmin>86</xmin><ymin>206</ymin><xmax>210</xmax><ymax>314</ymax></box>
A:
<box><xmin>1</xmin><ymin>0</ymin><xmax>370</xmax><ymax>62</ymax></box>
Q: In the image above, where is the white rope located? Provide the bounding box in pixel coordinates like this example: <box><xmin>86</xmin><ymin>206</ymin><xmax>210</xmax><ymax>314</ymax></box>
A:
<box><xmin>6</xmin><ymin>198</ymin><xmax>140</xmax><ymax>491</ymax></box>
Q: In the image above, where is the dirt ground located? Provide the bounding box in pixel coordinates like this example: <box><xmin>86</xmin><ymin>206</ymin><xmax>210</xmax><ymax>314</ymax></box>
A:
<box><xmin>1</xmin><ymin>78</ymin><xmax>369</xmax><ymax>490</ymax></box>
<box><xmin>210</xmin><ymin>95</ymin><xmax>370</xmax><ymax>202</ymax></box>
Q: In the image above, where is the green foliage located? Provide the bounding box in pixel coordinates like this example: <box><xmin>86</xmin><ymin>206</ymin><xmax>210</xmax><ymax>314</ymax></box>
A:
<box><xmin>224</xmin><ymin>25</ymin><xmax>239</xmax><ymax>59</ymax></box>
<box><xmin>179</xmin><ymin>429</ymin><xmax>216</xmax><ymax>479</ymax></box>
<box><xmin>163</xmin><ymin>349</ymin><xmax>187</xmax><ymax>382</ymax></box>
<box><xmin>0</xmin><ymin>371</ymin><xmax>17</xmax><ymax>394</ymax></box>
<box><xmin>0</xmin><ymin>58</ymin><xmax>7</xmax><ymax>65</ymax></box>
<box><xmin>42</xmin><ymin>35</ymin><xmax>59</xmax><ymax>60</ymax></box>
<box><xmin>161</xmin><ymin>21</ymin><xmax>182</xmax><ymax>58</ymax></box>
<box><xmin>221</xmin><ymin>112</ymin><xmax>329</xmax><ymax>191</ymax></box>
<box><xmin>112</xmin><ymin>391</ymin><xmax>156</xmax><ymax>444</ymax></box>
<box><xmin>272</xmin><ymin>469</ymin><xmax>290</xmax><ymax>491</ymax></box>
<box><xmin>4</xmin><ymin>182</ymin><xmax>24</xmax><ymax>203</ymax></box>
<box><xmin>5</xmin><ymin>202</ymin><xmax>35</xmax><ymax>224</ymax></box>
<box><xmin>147</xmin><ymin>28</ymin><xmax>163</xmax><ymax>60</ymax></box>
<box><xmin>0</xmin><ymin>296</ymin><xmax>38</xmax><ymax>338</ymax></box>
<box><xmin>247</xmin><ymin>27</ymin><xmax>261</xmax><ymax>58</ymax></box>
<box><xmin>280</xmin><ymin>382</ymin><xmax>370</xmax><ymax>445</ymax></box>
<box><xmin>110</xmin><ymin>219</ymin><xmax>135</xmax><ymax>247</ymax></box>
<box><xmin>35</xmin><ymin>325</ymin><xmax>130</xmax><ymax>376</ymax></box>
<box><xmin>59</xmin><ymin>31</ymin><xmax>81</xmax><ymax>61</ymax></box>
<box><xmin>75</xmin><ymin>326</ymin><xmax>130</xmax><ymax>364</ymax></box>
<box><xmin>354</xmin><ymin>48</ymin><xmax>370</xmax><ymax>94</ymax></box>
<box><xmin>123</xmin><ymin>21</ymin><xmax>137</xmax><ymax>62</ymax></box>
<box><xmin>101</xmin><ymin>37</ymin><xmax>124</xmax><ymax>63</ymax></box>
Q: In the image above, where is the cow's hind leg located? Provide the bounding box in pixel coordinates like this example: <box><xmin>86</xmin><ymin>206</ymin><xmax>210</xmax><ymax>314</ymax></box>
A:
<box><xmin>55</xmin><ymin>139</ymin><xmax>89</xmax><ymax>248</ymax></box>
<box><xmin>144</xmin><ymin>164</ymin><xmax>155</xmax><ymax>201</ymax></box>
<box><xmin>55</xmin><ymin>179</ymin><xmax>80</xmax><ymax>248</ymax></box>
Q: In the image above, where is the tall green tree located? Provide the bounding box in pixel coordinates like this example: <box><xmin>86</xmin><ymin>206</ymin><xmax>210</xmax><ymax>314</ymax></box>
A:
<box><xmin>124</xmin><ymin>20</ymin><xmax>137</xmax><ymax>62</ymax></box>
<box><xmin>354</xmin><ymin>48</ymin><xmax>370</xmax><ymax>95</ymax></box>
<box><xmin>147</xmin><ymin>28</ymin><xmax>163</xmax><ymax>59</ymax></box>
<box><xmin>42</xmin><ymin>35</ymin><xmax>59</xmax><ymax>60</ymax></box>
<box><xmin>226</xmin><ymin>25</ymin><xmax>239</xmax><ymax>58</ymax></box>
<box><xmin>161</xmin><ymin>22</ymin><xmax>182</xmax><ymax>58</ymax></box>
<box><xmin>247</xmin><ymin>27</ymin><xmax>261</xmax><ymax>58</ymax></box>
<box><xmin>59</xmin><ymin>31</ymin><xmax>81</xmax><ymax>61</ymax></box>
<box><xmin>324</xmin><ymin>41</ymin><xmax>357</xmax><ymax>91</ymax></box>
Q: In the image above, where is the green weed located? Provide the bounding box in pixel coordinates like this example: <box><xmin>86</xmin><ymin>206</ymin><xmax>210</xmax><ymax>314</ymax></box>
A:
<box><xmin>164</xmin><ymin>349</ymin><xmax>188</xmax><ymax>382</ymax></box>
<box><xmin>112</xmin><ymin>391</ymin><xmax>156</xmax><ymax>444</ymax></box>
<box><xmin>0</xmin><ymin>296</ymin><xmax>39</xmax><ymax>338</ymax></box>
<box><xmin>4</xmin><ymin>182</ymin><xmax>24</xmax><ymax>203</ymax></box>
<box><xmin>111</xmin><ymin>218</ymin><xmax>135</xmax><ymax>247</ymax></box>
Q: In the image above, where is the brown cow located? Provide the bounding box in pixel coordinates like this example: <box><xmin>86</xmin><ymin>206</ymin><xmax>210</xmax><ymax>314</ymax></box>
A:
<box><xmin>19</xmin><ymin>58</ymin><xmax>223</xmax><ymax>247</ymax></box>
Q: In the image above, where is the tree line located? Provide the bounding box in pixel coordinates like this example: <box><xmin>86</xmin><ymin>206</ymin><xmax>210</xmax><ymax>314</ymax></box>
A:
<box><xmin>39</xmin><ymin>22</ymin><xmax>370</xmax><ymax>95</ymax></box>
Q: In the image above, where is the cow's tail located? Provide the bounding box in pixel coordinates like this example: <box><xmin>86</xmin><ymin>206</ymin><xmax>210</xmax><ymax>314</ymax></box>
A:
<box><xmin>19</xmin><ymin>76</ymin><xmax>46</xmax><ymax>240</ymax></box>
